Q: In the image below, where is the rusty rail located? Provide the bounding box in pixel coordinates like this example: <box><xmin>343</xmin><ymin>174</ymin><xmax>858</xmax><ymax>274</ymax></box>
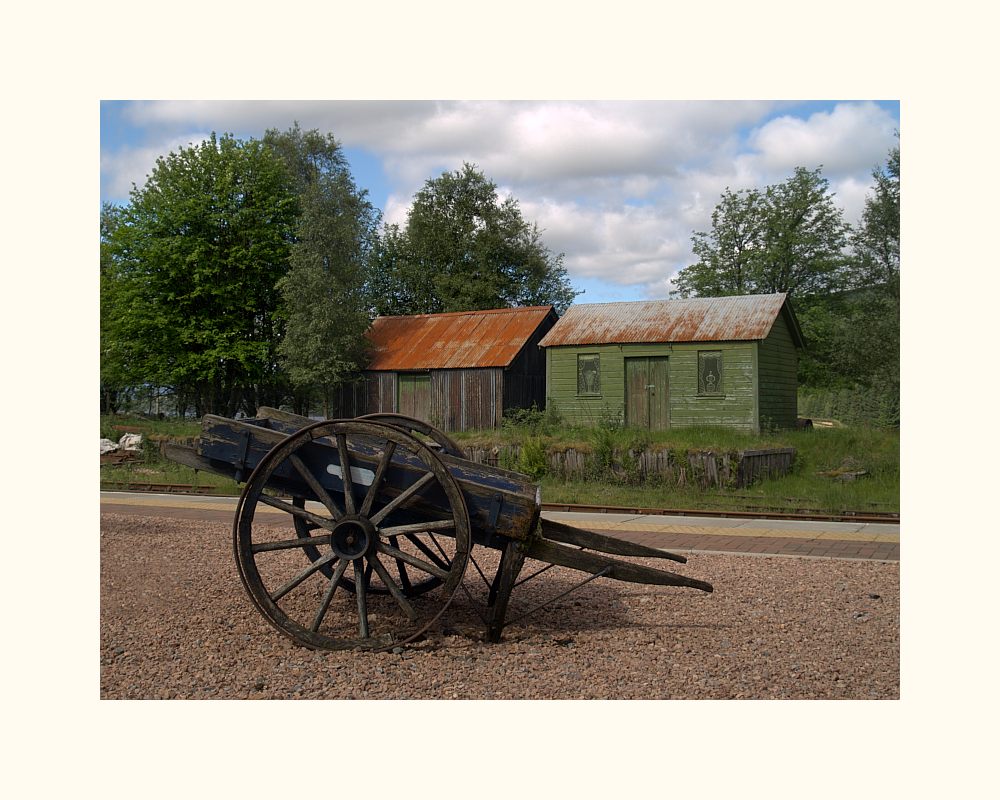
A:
<box><xmin>540</xmin><ymin>502</ymin><xmax>898</xmax><ymax>525</ymax></box>
<box><xmin>101</xmin><ymin>481</ymin><xmax>219</xmax><ymax>495</ymax></box>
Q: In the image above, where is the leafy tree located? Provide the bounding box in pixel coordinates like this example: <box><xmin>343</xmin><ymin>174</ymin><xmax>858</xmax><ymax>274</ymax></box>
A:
<box><xmin>830</xmin><ymin>291</ymin><xmax>898</xmax><ymax>387</ymax></box>
<box><xmin>802</xmin><ymin>145</ymin><xmax>900</xmax><ymax>389</ymax></box>
<box><xmin>103</xmin><ymin>133</ymin><xmax>299</xmax><ymax>417</ymax></box>
<box><xmin>264</xmin><ymin>125</ymin><xmax>379</xmax><ymax>415</ymax></box>
<box><xmin>850</xmin><ymin>140</ymin><xmax>899</xmax><ymax>295</ymax></box>
<box><xmin>673</xmin><ymin>187</ymin><xmax>766</xmax><ymax>297</ymax></box>
<box><xmin>369</xmin><ymin>163</ymin><xmax>577</xmax><ymax>315</ymax></box>
<box><xmin>757</xmin><ymin>167</ymin><xmax>851</xmax><ymax>296</ymax></box>
<box><xmin>674</xmin><ymin>166</ymin><xmax>850</xmax><ymax>299</ymax></box>
<box><xmin>364</xmin><ymin>223</ymin><xmax>430</xmax><ymax>316</ymax></box>
<box><xmin>100</xmin><ymin>202</ymin><xmax>131</xmax><ymax>414</ymax></box>
<box><xmin>834</xmin><ymin>142</ymin><xmax>900</xmax><ymax>396</ymax></box>
<box><xmin>792</xmin><ymin>295</ymin><xmax>846</xmax><ymax>388</ymax></box>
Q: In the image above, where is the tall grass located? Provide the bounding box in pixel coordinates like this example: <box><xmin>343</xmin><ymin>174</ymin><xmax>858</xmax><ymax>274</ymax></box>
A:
<box><xmin>100</xmin><ymin>414</ymin><xmax>203</xmax><ymax>441</ymax></box>
<box><xmin>100</xmin><ymin>414</ymin><xmax>239</xmax><ymax>494</ymax></box>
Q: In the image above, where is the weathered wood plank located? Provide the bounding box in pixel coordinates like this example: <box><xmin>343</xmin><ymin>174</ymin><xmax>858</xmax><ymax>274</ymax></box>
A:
<box><xmin>540</xmin><ymin>519</ymin><xmax>687</xmax><ymax>563</ymax></box>
<box><xmin>523</xmin><ymin>539</ymin><xmax>713</xmax><ymax>592</ymax></box>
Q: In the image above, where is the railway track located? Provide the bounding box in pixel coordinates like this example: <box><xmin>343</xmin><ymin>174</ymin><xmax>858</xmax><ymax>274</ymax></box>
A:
<box><xmin>539</xmin><ymin>502</ymin><xmax>898</xmax><ymax>525</ymax></box>
<box><xmin>102</xmin><ymin>482</ymin><xmax>218</xmax><ymax>495</ymax></box>
<box><xmin>102</xmin><ymin>481</ymin><xmax>899</xmax><ymax>524</ymax></box>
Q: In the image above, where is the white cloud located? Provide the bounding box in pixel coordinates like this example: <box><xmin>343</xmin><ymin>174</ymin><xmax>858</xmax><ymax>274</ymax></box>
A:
<box><xmin>747</xmin><ymin>102</ymin><xmax>898</xmax><ymax>177</ymax></box>
<box><xmin>104</xmin><ymin>100</ymin><xmax>899</xmax><ymax>300</ymax></box>
<box><xmin>829</xmin><ymin>175</ymin><xmax>875</xmax><ymax>225</ymax></box>
<box><xmin>382</xmin><ymin>193</ymin><xmax>413</xmax><ymax>228</ymax></box>
<box><xmin>100</xmin><ymin>132</ymin><xmax>212</xmax><ymax>200</ymax></box>
<box><xmin>523</xmin><ymin>198</ymin><xmax>689</xmax><ymax>289</ymax></box>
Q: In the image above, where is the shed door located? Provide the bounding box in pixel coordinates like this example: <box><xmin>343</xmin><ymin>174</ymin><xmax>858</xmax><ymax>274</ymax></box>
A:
<box><xmin>397</xmin><ymin>373</ymin><xmax>431</xmax><ymax>421</ymax></box>
<box><xmin>625</xmin><ymin>357</ymin><xmax>669</xmax><ymax>430</ymax></box>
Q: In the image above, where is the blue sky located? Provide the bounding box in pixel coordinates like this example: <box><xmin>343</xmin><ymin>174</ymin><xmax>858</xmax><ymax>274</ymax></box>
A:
<box><xmin>101</xmin><ymin>100</ymin><xmax>899</xmax><ymax>304</ymax></box>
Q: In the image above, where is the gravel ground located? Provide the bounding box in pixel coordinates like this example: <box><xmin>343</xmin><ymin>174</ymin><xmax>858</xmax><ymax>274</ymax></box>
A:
<box><xmin>100</xmin><ymin>512</ymin><xmax>899</xmax><ymax>699</ymax></box>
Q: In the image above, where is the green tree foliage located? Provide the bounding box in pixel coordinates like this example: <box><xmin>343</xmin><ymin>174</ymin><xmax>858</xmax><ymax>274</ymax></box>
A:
<box><xmin>100</xmin><ymin>203</ymin><xmax>130</xmax><ymax>414</ymax></box>
<box><xmin>758</xmin><ymin>167</ymin><xmax>851</xmax><ymax>295</ymax></box>
<box><xmin>849</xmin><ymin>141</ymin><xmax>900</xmax><ymax>296</ymax></box>
<box><xmin>368</xmin><ymin>163</ymin><xmax>577</xmax><ymax>315</ymax></box>
<box><xmin>365</xmin><ymin>223</ymin><xmax>446</xmax><ymax>317</ymax></box>
<box><xmin>835</xmin><ymin>143</ymin><xmax>900</xmax><ymax>397</ymax></box>
<box><xmin>674</xmin><ymin>167</ymin><xmax>850</xmax><ymax>299</ymax></box>
<box><xmin>674</xmin><ymin>188</ymin><xmax>766</xmax><ymax>297</ymax></box>
<box><xmin>264</xmin><ymin>125</ymin><xmax>380</xmax><ymax>414</ymax></box>
<box><xmin>798</xmin><ymin>145</ymin><xmax>900</xmax><ymax>396</ymax></box>
<box><xmin>103</xmin><ymin>133</ymin><xmax>299</xmax><ymax>416</ymax></box>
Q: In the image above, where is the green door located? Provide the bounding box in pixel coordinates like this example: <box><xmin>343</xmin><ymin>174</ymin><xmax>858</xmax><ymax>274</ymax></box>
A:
<box><xmin>397</xmin><ymin>373</ymin><xmax>431</xmax><ymax>421</ymax></box>
<box><xmin>625</xmin><ymin>356</ymin><xmax>669</xmax><ymax>430</ymax></box>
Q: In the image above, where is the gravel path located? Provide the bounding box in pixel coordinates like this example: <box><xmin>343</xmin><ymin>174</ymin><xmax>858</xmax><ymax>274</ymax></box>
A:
<box><xmin>100</xmin><ymin>513</ymin><xmax>899</xmax><ymax>699</ymax></box>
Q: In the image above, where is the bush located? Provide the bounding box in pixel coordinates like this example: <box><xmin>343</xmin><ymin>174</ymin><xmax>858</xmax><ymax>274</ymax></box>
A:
<box><xmin>517</xmin><ymin>437</ymin><xmax>548</xmax><ymax>480</ymax></box>
<box><xmin>586</xmin><ymin>420</ymin><xmax>649</xmax><ymax>485</ymax></box>
<box><xmin>502</xmin><ymin>403</ymin><xmax>561</xmax><ymax>438</ymax></box>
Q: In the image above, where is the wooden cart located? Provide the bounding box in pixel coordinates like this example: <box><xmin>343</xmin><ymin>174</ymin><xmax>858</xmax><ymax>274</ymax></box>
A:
<box><xmin>165</xmin><ymin>409</ymin><xmax>713</xmax><ymax>652</ymax></box>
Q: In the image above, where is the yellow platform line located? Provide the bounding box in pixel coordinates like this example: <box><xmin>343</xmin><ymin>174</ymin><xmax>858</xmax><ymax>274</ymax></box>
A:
<box><xmin>577</xmin><ymin>519</ymin><xmax>899</xmax><ymax>543</ymax></box>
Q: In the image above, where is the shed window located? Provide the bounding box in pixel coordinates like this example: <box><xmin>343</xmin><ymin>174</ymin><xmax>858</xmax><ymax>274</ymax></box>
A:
<box><xmin>698</xmin><ymin>351</ymin><xmax>723</xmax><ymax>395</ymax></box>
<box><xmin>577</xmin><ymin>354</ymin><xmax>601</xmax><ymax>396</ymax></box>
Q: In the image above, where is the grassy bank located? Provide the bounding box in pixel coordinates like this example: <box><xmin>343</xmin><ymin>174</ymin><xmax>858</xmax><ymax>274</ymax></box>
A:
<box><xmin>101</xmin><ymin>414</ymin><xmax>240</xmax><ymax>494</ymax></box>
<box><xmin>460</xmin><ymin>422</ymin><xmax>899</xmax><ymax>514</ymax></box>
<box><xmin>100</xmin><ymin>414</ymin><xmax>899</xmax><ymax>514</ymax></box>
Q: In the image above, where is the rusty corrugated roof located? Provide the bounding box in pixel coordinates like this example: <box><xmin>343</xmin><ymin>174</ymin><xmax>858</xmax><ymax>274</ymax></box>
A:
<box><xmin>538</xmin><ymin>294</ymin><xmax>792</xmax><ymax>347</ymax></box>
<box><xmin>366</xmin><ymin>306</ymin><xmax>555</xmax><ymax>370</ymax></box>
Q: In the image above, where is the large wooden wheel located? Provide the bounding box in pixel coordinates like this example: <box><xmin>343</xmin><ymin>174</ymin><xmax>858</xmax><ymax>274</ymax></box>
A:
<box><xmin>357</xmin><ymin>413</ymin><xmax>464</xmax><ymax>457</ymax></box>
<box><xmin>234</xmin><ymin>420</ymin><xmax>471</xmax><ymax>651</ymax></box>
<box><xmin>291</xmin><ymin>413</ymin><xmax>463</xmax><ymax>596</ymax></box>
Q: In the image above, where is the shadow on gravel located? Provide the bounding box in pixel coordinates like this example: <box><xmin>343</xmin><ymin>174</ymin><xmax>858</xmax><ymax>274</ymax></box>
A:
<box><xmin>421</xmin><ymin>562</ymin><xmax>720</xmax><ymax>645</ymax></box>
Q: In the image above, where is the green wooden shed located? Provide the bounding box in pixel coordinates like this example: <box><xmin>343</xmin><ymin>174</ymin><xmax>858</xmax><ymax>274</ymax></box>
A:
<box><xmin>537</xmin><ymin>293</ymin><xmax>804</xmax><ymax>433</ymax></box>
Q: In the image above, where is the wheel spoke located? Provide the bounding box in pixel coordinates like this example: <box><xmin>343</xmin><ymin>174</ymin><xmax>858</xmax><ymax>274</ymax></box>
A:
<box><xmin>337</xmin><ymin>434</ymin><xmax>356</xmax><ymax>515</ymax></box>
<box><xmin>467</xmin><ymin>552</ymin><xmax>492</xmax><ymax>590</ymax></box>
<box><xmin>387</xmin><ymin>536</ymin><xmax>414</xmax><ymax>593</ymax></box>
<box><xmin>378</xmin><ymin>541</ymin><xmax>450</xmax><ymax>579</ymax></box>
<box><xmin>428</xmin><ymin>533</ymin><xmax>453</xmax><ymax>564</ymax></box>
<box><xmin>369</xmin><ymin>471</ymin><xmax>436</xmax><ymax>526</ymax></box>
<box><xmin>378</xmin><ymin>519</ymin><xmax>456</xmax><ymax>537</ymax></box>
<box><xmin>270</xmin><ymin>551</ymin><xmax>338</xmax><ymax>602</ymax></box>
<box><xmin>290</xmin><ymin>453</ymin><xmax>343</xmax><ymax>520</ymax></box>
<box><xmin>257</xmin><ymin>494</ymin><xmax>336</xmax><ymax>531</ymax></box>
<box><xmin>369</xmin><ymin>554</ymin><xmax>418</xmax><ymax>621</ymax></box>
<box><xmin>252</xmin><ymin>533</ymin><xmax>332</xmax><ymax>554</ymax></box>
<box><xmin>310</xmin><ymin>557</ymin><xmax>351</xmax><ymax>632</ymax></box>
<box><xmin>405</xmin><ymin>532</ymin><xmax>452</xmax><ymax>570</ymax></box>
<box><xmin>354</xmin><ymin>559</ymin><xmax>369</xmax><ymax>638</ymax></box>
<box><xmin>360</xmin><ymin>440</ymin><xmax>396</xmax><ymax>517</ymax></box>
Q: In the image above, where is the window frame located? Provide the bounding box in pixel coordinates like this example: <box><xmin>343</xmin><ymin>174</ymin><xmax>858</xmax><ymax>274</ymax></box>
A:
<box><xmin>576</xmin><ymin>352</ymin><xmax>602</xmax><ymax>397</ymax></box>
<box><xmin>697</xmin><ymin>350</ymin><xmax>724</xmax><ymax>396</ymax></box>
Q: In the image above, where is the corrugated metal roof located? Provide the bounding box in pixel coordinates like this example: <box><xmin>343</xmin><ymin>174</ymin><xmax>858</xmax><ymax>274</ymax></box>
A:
<box><xmin>366</xmin><ymin>306</ymin><xmax>555</xmax><ymax>370</ymax></box>
<box><xmin>538</xmin><ymin>294</ymin><xmax>791</xmax><ymax>347</ymax></box>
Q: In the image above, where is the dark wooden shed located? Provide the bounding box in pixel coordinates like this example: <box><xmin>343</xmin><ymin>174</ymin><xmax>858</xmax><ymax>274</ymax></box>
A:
<box><xmin>335</xmin><ymin>306</ymin><xmax>557</xmax><ymax>432</ymax></box>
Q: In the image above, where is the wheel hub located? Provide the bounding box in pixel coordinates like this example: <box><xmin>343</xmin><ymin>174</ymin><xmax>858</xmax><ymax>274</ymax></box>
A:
<box><xmin>330</xmin><ymin>515</ymin><xmax>377</xmax><ymax>560</ymax></box>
